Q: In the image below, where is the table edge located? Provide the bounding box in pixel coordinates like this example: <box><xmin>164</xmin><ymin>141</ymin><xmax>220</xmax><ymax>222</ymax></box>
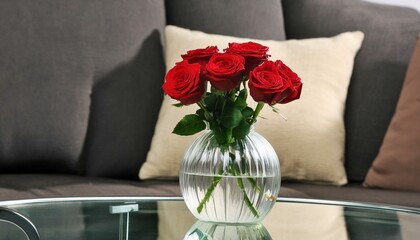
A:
<box><xmin>0</xmin><ymin>196</ymin><xmax>419</xmax><ymax>214</ymax></box>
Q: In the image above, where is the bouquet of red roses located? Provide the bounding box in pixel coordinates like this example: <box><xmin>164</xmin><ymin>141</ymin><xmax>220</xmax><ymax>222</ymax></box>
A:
<box><xmin>163</xmin><ymin>42</ymin><xmax>302</xmax><ymax>219</ymax></box>
<box><xmin>163</xmin><ymin>42</ymin><xmax>302</xmax><ymax>147</ymax></box>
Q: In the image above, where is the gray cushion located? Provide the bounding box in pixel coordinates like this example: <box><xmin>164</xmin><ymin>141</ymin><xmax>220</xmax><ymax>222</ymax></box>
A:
<box><xmin>83</xmin><ymin>0</ymin><xmax>166</xmax><ymax>179</ymax></box>
<box><xmin>281</xmin><ymin>0</ymin><xmax>420</xmax><ymax>181</ymax></box>
<box><xmin>0</xmin><ymin>174</ymin><xmax>311</xmax><ymax>201</ymax></box>
<box><xmin>282</xmin><ymin>182</ymin><xmax>420</xmax><ymax>208</ymax></box>
<box><xmin>165</xmin><ymin>0</ymin><xmax>286</xmax><ymax>40</ymax></box>
<box><xmin>0</xmin><ymin>1</ymin><xmax>93</xmax><ymax>173</ymax></box>
<box><xmin>0</xmin><ymin>175</ymin><xmax>181</xmax><ymax>200</ymax></box>
<box><xmin>0</xmin><ymin>0</ymin><xmax>166</xmax><ymax>178</ymax></box>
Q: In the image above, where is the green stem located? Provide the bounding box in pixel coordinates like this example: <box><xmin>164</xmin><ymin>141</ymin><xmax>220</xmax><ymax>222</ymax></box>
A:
<box><xmin>197</xmin><ymin>101</ymin><xmax>209</xmax><ymax>115</ymax></box>
<box><xmin>232</xmin><ymin>163</ymin><xmax>260</xmax><ymax>218</ymax></box>
<box><xmin>197</xmin><ymin>175</ymin><xmax>222</xmax><ymax>214</ymax></box>
<box><xmin>247</xmin><ymin>177</ymin><xmax>262</xmax><ymax>193</ymax></box>
<box><xmin>247</xmin><ymin>177</ymin><xmax>276</xmax><ymax>201</ymax></box>
<box><xmin>242</xmin><ymin>79</ymin><xmax>248</xmax><ymax>93</ymax></box>
<box><xmin>197</xmin><ymin>166</ymin><xmax>224</xmax><ymax>214</ymax></box>
<box><xmin>196</xmin><ymin>150</ymin><xmax>266</xmax><ymax>217</ymax></box>
<box><xmin>197</xmin><ymin>100</ymin><xmax>213</xmax><ymax>123</ymax></box>
<box><xmin>251</xmin><ymin>102</ymin><xmax>265</xmax><ymax>124</ymax></box>
<box><xmin>229</xmin><ymin>90</ymin><xmax>236</xmax><ymax>101</ymax></box>
<box><xmin>236</xmin><ymin>177</ymin><xmax>260</xmax><ymax>218</ymax></box>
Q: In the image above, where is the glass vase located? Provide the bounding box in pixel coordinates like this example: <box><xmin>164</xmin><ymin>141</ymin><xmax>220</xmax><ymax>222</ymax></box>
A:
<box><xmin>179</xmin><ymin>128</ymin><xmax>280</xmax><ymax>223</ymax></box>
<box><xmin>184</xmin><ymin>221</ymin><xmax>272</xmax><ymax>240</ymax></box>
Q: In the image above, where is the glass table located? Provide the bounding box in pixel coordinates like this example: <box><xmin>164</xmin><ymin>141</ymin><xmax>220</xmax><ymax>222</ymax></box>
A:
<box><xmin>0</xmin><ymin>197</ymin><xmax>419</xmax><ymax>240</ymax></box>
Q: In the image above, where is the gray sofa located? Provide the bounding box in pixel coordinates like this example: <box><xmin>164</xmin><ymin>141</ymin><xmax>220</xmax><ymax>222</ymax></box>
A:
<box><xmin>1</xmin><ymin>0</ymin><xmax>420</xmax><ymax>209</ymax></box>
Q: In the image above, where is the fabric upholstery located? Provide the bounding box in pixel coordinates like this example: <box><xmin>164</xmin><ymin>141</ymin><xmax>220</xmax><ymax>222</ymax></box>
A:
<box><xmin>282</xmin><ymin>182</ymin><xmax>420</xmax><ymax>208</ymax></box>
<box><xmin>80</xmin><ymin>0</ymin><xmax>166</xmax><ymax>179</ymax></box>
<box><xmin>364</xmin><ymin>36</ymin><xmax>420</xmax><ymax>192</ymax></box>
<box><xmin>0</xmin><ymin>0</ymin><xmax>166</xmax><ymax>178</ymax></box>
<box><xmin>165</xmin><ymin>0</ymin><xmax>286</xmax><ymax>41</ymax></box>
<box><xmin>140</xmin><ymin>26</ymin><xmax>364</xmax><ymax>185</ymax></box>
<box><xmin>281</xmin><ymin>0</ymin><xmax>420</xmax><ymax>181</ymax></box>
<box><xmin>0</xmin><ymin>174</ymin><xmax>309</xmax><ymax>201</ymax></box>
<box><xmin>0</xmin><ymin>174</ymin><xmax>181</xmax><ymax>201</ymax></box>
<box><xmin>1</xmin><ymin>0</ymin><xmax>419</xmax><ymax>214</ymax></box>
<box><xmin>0</xmin><ymin>0</ymin><xmax>92</xmax><ymax>173</ymax></box>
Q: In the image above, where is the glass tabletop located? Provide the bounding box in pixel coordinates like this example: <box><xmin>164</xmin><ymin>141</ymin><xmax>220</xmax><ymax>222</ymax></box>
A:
<box><xmin>0</xmin><ymin>197</ymin><xmax>419</xmax><ymax>240</ymax></box>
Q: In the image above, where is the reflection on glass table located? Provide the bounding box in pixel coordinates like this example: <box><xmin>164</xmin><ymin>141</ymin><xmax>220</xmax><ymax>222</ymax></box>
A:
<box><xmin>184</xmin><ymin>221</ymin><xmax>271</xmax><ymax>240</ymax></box>
<box><xmin>0</xmin><ymin>197</ymin><xmax>419</xmax><ymax>240</ymax></box>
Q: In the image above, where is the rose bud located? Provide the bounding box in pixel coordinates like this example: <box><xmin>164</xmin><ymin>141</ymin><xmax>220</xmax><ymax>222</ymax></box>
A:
<box><xmin>162</xmin><ymin>60</ymin><xmax>205</xmax><ymax>105</ymax></box>
<box><xmin>181</xmin><ymin>46</ymin><xmax>219</xmax><ymax>69</ymax></box>
<box><xmin>225</xmin><ymin>42</ymin><xmax>270</xmax><ymax>72</ymax></box>
<box><xmin>205</xmin><ymin>53</ymin><xmax>245</xmax><ymax>91</ymax></box>
<box><xmin>248</xmin><ymin>61</ymin><xmax>293</xmax><ymax>105</ymax></box>
<box><xmin>275</xmin><ymin>60</ymin><xmax>302</xmax><ymax>103</ymax></box>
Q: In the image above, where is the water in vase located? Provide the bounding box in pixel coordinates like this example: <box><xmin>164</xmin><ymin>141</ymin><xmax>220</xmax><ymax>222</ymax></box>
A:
<box><xmin>180</xmin><ymin>171</ymin><xmax>280</xmax><ymax>223</ymax></box>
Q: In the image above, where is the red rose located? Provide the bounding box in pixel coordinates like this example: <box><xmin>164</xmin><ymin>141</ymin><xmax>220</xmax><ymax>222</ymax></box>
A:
<box><xmin>275</xmin><ymin>60</ymin><xmax>302</xmax><ymax>103</ymax></box>
<box><xmin>181</xmin><ymin>46</ymin><xmax>219</xmax><ymax>69</ymax></box>
<box><xmin>248</xmin><ymin>61</ymin><xmax>293</xmax><ymax>105</ymax></box>
<box><xmin>225</xmin><ymin>42</ymin><xmax>270</xmax><ymax>72</ymax></box>
<box><xmin>205</xmin><ymin>53</ymin><xmax>245</xmax><ymax>91</ymax></box>
<box><xmin>162</xmin><ymin>60</ymin><xmax>205</xmax><ymax>105</ymax></box>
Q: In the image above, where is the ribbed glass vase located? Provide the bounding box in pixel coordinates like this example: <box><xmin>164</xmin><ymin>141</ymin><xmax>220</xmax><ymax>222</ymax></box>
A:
<box><xmin>184</xmin><ymin>221</ymin><xmax>272</xmax><ymax>240</ymax></box>
<box><xmin>179</xmin><ymin>128</ymin><xmax>280</xmax><ymax>223</ymax></box>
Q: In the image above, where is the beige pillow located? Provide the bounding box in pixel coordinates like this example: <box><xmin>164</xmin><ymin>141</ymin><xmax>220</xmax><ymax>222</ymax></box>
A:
<box><xmin>139</xmin><ymin>25</ymin><xmax>364</xmax><ymax>185</ymax></box>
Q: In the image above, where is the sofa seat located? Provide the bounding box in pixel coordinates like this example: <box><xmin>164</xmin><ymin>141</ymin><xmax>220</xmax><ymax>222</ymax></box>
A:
<box><xmin>282</xmin><ymin>182</ymin><xmax>420</xmax><ymax>208</ymax></box>
<box><xmin>0</xmin><ymin>175</ymin><xmax>179</xmax><ymax>201</ymax></box>
<box><xmin>1</xmin><ymin>174</ymin><xmax>419</xmax><ymax>209</ymax></box>
<box><xmin>0</xmin><ymin>175</ymin><xmax>310</xmax><ymax>201</ymax></box>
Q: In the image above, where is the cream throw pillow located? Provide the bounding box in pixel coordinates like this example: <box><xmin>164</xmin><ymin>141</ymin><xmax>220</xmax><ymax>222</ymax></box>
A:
<box><xmin>139</xmin><ymin>25</ymin><xmax>364</xmax><ymax>185</ymax></box>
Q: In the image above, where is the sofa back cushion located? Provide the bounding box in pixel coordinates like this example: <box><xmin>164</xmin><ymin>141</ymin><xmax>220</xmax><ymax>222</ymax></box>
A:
<box><xmin>364</xmin><ymin>36</ymin><xmax>420</xmax><ymax>192</ymax></box>
<box><xmin>81</xmin><ymin>0</ymin><xmax>166</xmax><ymax>179</ymax></box>
<box><xmin>0</xmin><ymin>1</ymin><xmax>93</xmax><ymax>173</ymax></box>
<box><xmin>0</xmin><ymin>0</ymin><xmax>166</xmax><ymax>177</ymax></box>
<box><xmin>282</xmin><ymin>0</ymin><xmax>420</xmax><ymax>181</ymax></box>
<box><xmin>165</xmin><ymin>0</ymin><xmax>286</xmax><ymax>41</ymax></box>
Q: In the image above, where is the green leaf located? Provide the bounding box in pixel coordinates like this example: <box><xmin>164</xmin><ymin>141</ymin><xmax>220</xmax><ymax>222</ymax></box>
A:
<box><xmin>211</xmin><ymin>123</ymin><xmax>233</xmax><ymax>146</ymax></box>
<box><xmin>232</xmin><ymin>120</ymin><xmax>251</xmax><ymax>140</ymax></box>
<box><xmin>196</xmin><ymin>108</ymin><xmax>205</xmax><ymax>119</ymax></box>
<box><xmin>172</xmin><ymin>102</ymin><xmax>184</xmax><ymax>107</ymax></box>
<box><xmin>242</xmin><ymin>107</ymin><xmax>254</xmax><ymax>118</ymax></box>
<box><xmin>219</xmin><ymin>98</ymin><xmax>242</xmax><ymax>129</ymax></box>
<box><xmin>172</xmin><ymin>114</ymin><xmax>206</xmax><ymax>136</ymax></box>
<box><xmin>204</xmin><ymin>94</ymin><xmax>242</xmax><ymax>128</ymax></box>
<box><xmin>234</xmin><ymin>89</ymin><xmax>248</xmax><ymax>110</ymax></box>
<box><xmin>203</xmin><ymin>94</ymin><xmax>219</xmax><ymax>112</ymax></box>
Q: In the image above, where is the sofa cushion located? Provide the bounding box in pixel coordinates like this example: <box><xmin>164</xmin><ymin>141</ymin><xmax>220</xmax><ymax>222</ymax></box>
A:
<box><xmin>80</xmin><ymin>0</ymin><xmax>166</xmax><ymax>179</ymax></box>
<box><xmin>0</xmin><ymin>175</ymin><xmax>180</xmax><ymax>201</ymax></box>
<box><xmin>0</xmin><ymin>174</ymin><xmax>309</xmax><ymax>201</ymax></box>
<box><xmin>165</xmin><ymin>0</ymin><xmax>286</xmax><ymax>41</ymax></box>
<box><xmin>0</xmin><ymin>0</ymin><xmax>166</xmax><ymax>178</ymax></box>
<box><xmin>140</xmin><ymin>26</ymin><xmax>364</xmax><ymax>185</ymax></box>
<box><xmin>0</xmin><ymin>1</ymin><xmax>93</xmax><ymax>173</ymax></box>
<box><xmin>363</xmin><ymin>36</ymin><xmax>420</xmax><ymax>192</ymax></box>
<box><xmin>281</xmin><ymin>0</ymin><xmax>420</xmax><ymax>181</ymax></box>
<box><xmin>282</xmin><ymin>182</ymin><xmax>420</xmax><ymax>208</ymax></box>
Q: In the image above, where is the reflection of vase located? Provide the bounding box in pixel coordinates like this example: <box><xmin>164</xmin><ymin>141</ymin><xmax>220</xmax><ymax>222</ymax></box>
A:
<box><xmin>184</xmin><ymin>221</ymin><xmax>272</xmax><ymax>240</ymax></box>
<box><xmin>179</xmin><ymin>128</ymin><xmax>280</xmax><ymax>223</ymax></box>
